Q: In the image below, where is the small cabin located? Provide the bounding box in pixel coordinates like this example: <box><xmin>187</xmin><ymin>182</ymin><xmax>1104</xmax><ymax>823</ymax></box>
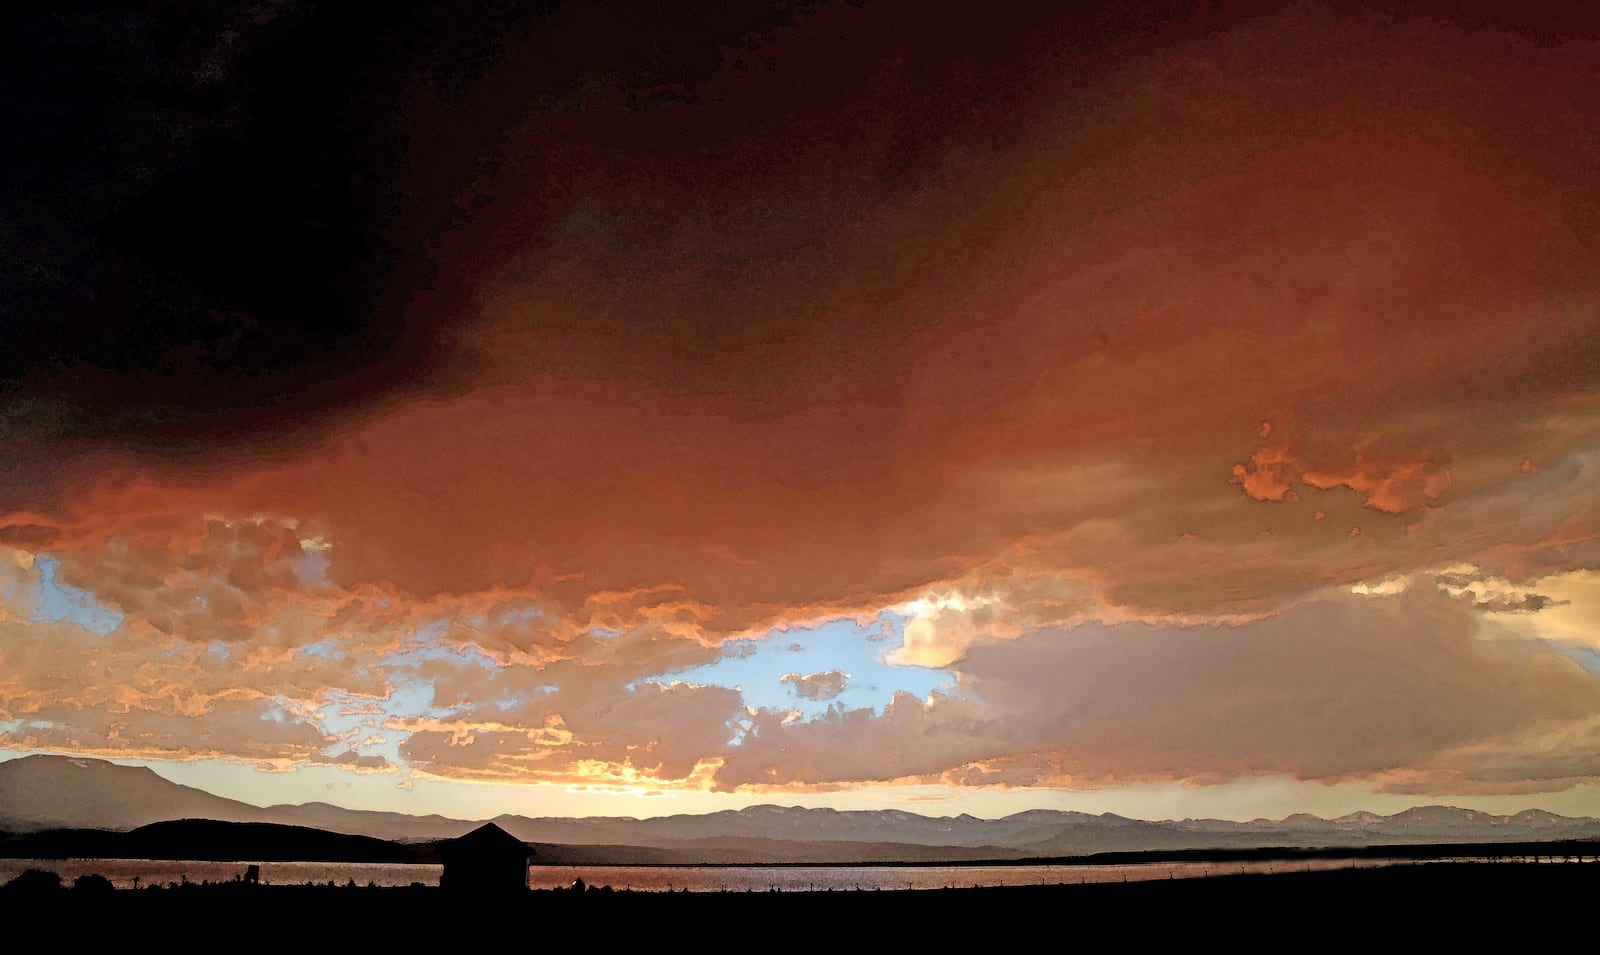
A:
<box><xmin>439</xmin><ymin>823</ymin><xmax>533</xmax><ymax>893</ymax></box>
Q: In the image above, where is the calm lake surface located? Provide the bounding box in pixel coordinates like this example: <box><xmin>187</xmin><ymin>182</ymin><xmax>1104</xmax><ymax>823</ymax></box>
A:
<box><xmin>6</xmin><ymin>855</ymin><xmax>1578</xmax><ymax>891</ymax></box>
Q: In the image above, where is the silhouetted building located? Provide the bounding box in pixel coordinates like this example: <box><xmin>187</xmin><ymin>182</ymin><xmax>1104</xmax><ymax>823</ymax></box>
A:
<box><xmin>439</xmin><ymin>823</ymin><xmax>532</xmax><ymax>893</ymax></box>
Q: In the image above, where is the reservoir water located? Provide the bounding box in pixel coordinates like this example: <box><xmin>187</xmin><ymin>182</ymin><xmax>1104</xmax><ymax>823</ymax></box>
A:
<box><xmin>5</xmin><ymin>855</ymin><xmax>1580</xmax><ymax>892</ymax></box>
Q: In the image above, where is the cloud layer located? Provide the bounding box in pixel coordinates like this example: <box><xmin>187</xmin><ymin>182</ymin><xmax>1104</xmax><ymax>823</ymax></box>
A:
<box><xmin>2</xmin><ymin>1</ymin><xmax>1598</xmax><ymax>811</ymax></box>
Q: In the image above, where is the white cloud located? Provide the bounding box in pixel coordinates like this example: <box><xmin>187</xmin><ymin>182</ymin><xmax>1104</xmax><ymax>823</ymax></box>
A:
<box><xmin>780</xmin><ymin>670</ymin><xmax>849</xmax><ymax>701</ymax></box>
<box><xmin>716</xmin><ymin>586</ymin><xmax>1600</xmax><ymax>792</ymax></box>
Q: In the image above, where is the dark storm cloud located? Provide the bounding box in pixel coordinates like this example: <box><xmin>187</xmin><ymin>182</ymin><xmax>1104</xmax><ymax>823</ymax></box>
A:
<box><xmin>4</xmin><ymin>3</ymin><xmax>445</xmax><ymax>442</ymax></box>
<box><xmin>0</xmin><ymin>1</ymin><xmax>1193</xmax><ymax>465</ymax></box>
<box><xmin>0</xmin><ymin>0</ymin><xmax>820</xmax><ymax>457</ymax></box>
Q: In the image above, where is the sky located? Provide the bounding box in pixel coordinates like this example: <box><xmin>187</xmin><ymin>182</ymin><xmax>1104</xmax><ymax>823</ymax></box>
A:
<box><xmin>2</xmin><ymin>0</ymin><xmax>1599</xmax><ymax>823</ymax></box>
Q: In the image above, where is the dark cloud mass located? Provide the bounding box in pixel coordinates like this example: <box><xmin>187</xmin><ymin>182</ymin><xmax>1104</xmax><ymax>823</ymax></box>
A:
<box><xmin>4</xmin><ymin>4</ymin><xmax>437</xmax><ymax>434</ymax></box>
<box><xmin>1</xmin><ymin>0</ymin><xmax>1190</xmax><ymax>471</ymax></box>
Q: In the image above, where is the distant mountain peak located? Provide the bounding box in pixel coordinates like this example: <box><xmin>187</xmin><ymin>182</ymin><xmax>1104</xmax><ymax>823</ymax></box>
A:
<box><xmin>6</xmin><ymin>753</ymin><xmax>1600</xmax><ymax>861</ymax></box>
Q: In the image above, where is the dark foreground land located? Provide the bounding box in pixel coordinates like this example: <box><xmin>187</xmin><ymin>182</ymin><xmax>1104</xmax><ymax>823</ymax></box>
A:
<box><xmin>3</xmin><ymin>862</ymin><xmax>1594</xmax><ymax>945</ymax></box>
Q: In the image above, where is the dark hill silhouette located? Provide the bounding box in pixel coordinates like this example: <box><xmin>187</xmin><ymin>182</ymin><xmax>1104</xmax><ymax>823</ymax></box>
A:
<box><xmin>2</xmin><ymin>814</ymin><xmax>1597</xmax><ymax>874</ymax></box>
<box><xmin>128</xmin><ymin>819</ymin><xmax>423</xmax><ymax>863</ymax></box>
<box><xmin>0</xmin><ymin>819</ymin><xmax>428</xmax><ymax>864</ymax></box>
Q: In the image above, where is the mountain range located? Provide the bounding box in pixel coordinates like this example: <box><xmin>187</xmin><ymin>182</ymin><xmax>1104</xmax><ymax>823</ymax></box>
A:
<box><xmin>4</xmin><ymin>754</ymin><xmax>1599</xmax><ymax>864</ymax></box>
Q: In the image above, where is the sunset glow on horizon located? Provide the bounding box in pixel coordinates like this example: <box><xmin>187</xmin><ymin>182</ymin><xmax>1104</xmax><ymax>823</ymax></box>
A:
<box><xmin>4</xmin><ymin>0</ymin><xmax>1599</xmax><ymax>823</ymax></box>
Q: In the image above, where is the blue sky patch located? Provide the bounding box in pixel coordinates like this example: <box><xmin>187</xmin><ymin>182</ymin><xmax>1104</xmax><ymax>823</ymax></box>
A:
<box><xmin>293</xmin><ymin>545</ymin><xmax>330</xmax><ymax>585</ymax></box>
<box><xmin>640</xmin><ymin>613</ymin><xmax>955</xmax><ymax>720</ymax></box>
<box><xmin>29</xmin><ymin>555</ymin><xmax>123</xmax><ymax>635</ymax></box>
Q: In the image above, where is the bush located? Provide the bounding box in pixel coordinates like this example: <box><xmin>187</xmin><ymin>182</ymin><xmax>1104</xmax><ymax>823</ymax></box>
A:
<box><xmin>73</xmin><ymin>874</ymin><xmax>117</xmax><ymax>895</ymax></box>
<box><xmin>4</xmin><ymin>868</ymin><xmax>63</xmax><ymax>894</ymax></box>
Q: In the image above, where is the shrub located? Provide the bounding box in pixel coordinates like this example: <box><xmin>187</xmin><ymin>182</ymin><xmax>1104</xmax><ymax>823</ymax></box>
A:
<box><xmin>4</xmin><ymin>868</ymin><xmax>63</xmax><ymax>894</ymax></box>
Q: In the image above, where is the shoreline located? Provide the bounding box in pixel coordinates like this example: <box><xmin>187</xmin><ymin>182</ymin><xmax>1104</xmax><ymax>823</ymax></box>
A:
<box><xmin>5</xmin><ymin>861</ymin><xmax>1597</xmax><ymax>941</ymax></box>
<box><xmin>6</xmin><ymin>848</ymin><xmax>1585</xmax><ymax>893</ymax></box>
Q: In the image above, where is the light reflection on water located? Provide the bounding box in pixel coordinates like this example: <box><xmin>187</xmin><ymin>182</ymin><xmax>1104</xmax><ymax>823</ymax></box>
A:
<box><xmin>0</xmin><ymin>859</ymin><xmax>442</xmax><ymax>889</ymax></box>
<box><xmin>6</xmin><ymin>856</ymin><xmax>1583</xmax><ymax>892</ymax></box>
<box><xmin>536</xmin><ymin>857</ymin><xmax>1437</xmax><ymax>892</ymax></box>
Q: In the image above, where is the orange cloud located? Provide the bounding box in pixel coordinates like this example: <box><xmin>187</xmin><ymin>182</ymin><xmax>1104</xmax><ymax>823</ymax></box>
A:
<box><xmin>3</xmin><ymin>3</ymin><xmax>1594</xmax><ymax>630</ymax></box>
<box><xmin>1</xmin><ymin>2</ymin><xmax>1598</xmax><ymax>801</ymax></box>
<box><xmin>1232</xmin><ymin>446</ymin><xmax>1297</xmax><ymax>503</ymax></box>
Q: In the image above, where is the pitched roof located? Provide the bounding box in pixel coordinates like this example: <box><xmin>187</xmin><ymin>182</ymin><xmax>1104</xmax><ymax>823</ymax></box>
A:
<box><xmin>440</xmin><ymin>822</ymin><xmax>533</xmax><ymax>861</ymax></box>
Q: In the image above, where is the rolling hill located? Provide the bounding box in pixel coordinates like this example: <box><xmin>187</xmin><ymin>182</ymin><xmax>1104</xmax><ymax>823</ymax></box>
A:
<box><xmin>5</xmin><ymin>754</ymin><xmax>1599</xmax><ymax>863</ymax></box>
